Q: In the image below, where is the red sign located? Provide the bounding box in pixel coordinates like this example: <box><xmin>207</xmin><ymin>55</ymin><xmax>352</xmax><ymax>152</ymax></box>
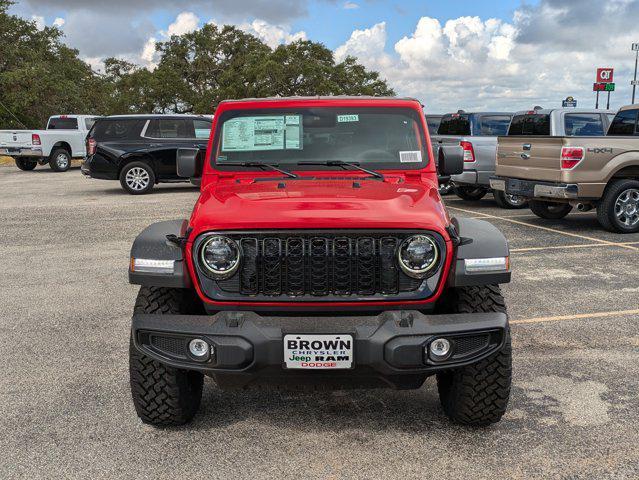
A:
<box><xmin>596</xmin><ymin>68</ymin><xmax>614</xmax><ymax>83</ymax></box>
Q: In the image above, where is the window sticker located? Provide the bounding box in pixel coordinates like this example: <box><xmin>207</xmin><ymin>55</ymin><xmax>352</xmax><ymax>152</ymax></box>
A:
<box><xmin>337</xmin><ymin>114</ymin><xmax>359</xmax><ymax>123</ymax></box>
<box><xmin>399</xmin><ymin>151</ymin><xmax>422</xmax><ymax>163</ymax></box>
<box><xmin>285</xmin><ymin>115</ymin><xmax>302</xmax><ymax>149</ymax></box>
<box><xmin>222</xmin><ymin>115</ymin><xmax>303</xmax><ymax>152</ymax></box>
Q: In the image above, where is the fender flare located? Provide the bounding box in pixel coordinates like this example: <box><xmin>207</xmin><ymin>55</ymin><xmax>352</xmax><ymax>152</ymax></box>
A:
<box><xmin>129</xmin><ymin>220</ymin><xmax>191</xmax><ymax>288</ymax></box>
<box><xmin>447</xmin><ymin>217</ymin><xmax>511</xmax><ymax>287</ymax></box>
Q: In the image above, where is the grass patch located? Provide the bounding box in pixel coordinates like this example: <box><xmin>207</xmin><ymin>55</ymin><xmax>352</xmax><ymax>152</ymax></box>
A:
<box><xmin>0</xmin><ymin>155</ymin><xmax>13</xmax><ymax>165</ymax></box>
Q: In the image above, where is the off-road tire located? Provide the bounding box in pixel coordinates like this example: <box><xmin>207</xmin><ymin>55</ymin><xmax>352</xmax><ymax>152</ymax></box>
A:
<box><xmin>493</xmin><ymin>190</ymin><xmax>528</xmax><ymax>209</ymax></box>
<box><xmin>49</xmin><ymin>148</ymin><xmax>71</xmax><ymax>172</ymax></box>
<box><xmin>119</xmin><ymin>161</ymin><xmax>156</xmax><ymax>195</ymax></box>
<box><xmin>129</xmin><ymin>286</ymin><xmax>204</xmax><ymax>426</ymax></box>
<box><xmin>15</xmin><ymin>158</ymin><xmax>37</xmax><ymax>171</ymax></box>
<box><xmin>529</xmin><ymin>200</ymin><xmax>572</xmax><ymax>219</ymax></box>
<box><xmin>436</xmin><ymin>285</ymin><xmax>512</xmax><ymax>426</ymax></box>
<box><xmin>596</xmin><ymin>179</ymin><xmax>639</xmax><ymax>233</ymax></box>
<box><xmin>454</xmin><ymin>186</ymin><xmax>488</xmax><ymax>201</ymax></box>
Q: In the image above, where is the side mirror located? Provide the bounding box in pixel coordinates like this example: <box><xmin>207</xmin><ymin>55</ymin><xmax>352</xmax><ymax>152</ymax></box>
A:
<box><xmin>176</xmin><ymin>148</ymin><xmax>203</xmax><ymax>178</ymax></box>
<box><xmin>438</xmin><ymin>146</ymin><xmax>464</xmax><ymax>176</ymax></box>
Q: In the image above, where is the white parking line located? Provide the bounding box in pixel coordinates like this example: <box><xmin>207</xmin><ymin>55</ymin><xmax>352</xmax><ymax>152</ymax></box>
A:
<box><xmin>511</xmin><ymin>309</ymin><xmax>639</xmax><ymax>325</ymax></box>
<box><xmin>510</xmin><ymin>242</ymin><xmax>639</xmax><ymax>253</ymax></box>
<box><xmin>447</xmin><ymin>205</ymin><xmax>639</xmax><ymax>251</ymax></box>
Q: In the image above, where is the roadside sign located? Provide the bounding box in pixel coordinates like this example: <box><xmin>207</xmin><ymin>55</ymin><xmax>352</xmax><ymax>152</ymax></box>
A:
<box><xmin>593</xmin><ymin>82</ymin><xmax>615</xmax><ymax>92</ymax></box>
<box><xmin>632</xmin><ymin>43</ymin><xmax>639</xmax><ymax>51</ymax></box>
<box><xmin>596</xmin><ymin>68</ymin><xmax>614</xmax><ymax>83</ymax></box>
<box><xmin>632</xmin><ymin>80</ymin><xmax>639</xmax><ymax>86</ymax></box>
<box><xmin>562</xmin><ymin>96</ymin><xmax>577</xmax><ymax>107</ymax></box>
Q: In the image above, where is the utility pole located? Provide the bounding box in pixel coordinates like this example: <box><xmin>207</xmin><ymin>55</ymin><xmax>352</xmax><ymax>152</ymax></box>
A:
<box><xmin>632</xmin><ymin>43</ymin><xmax>639</xmax><ymax>104</ymax></box>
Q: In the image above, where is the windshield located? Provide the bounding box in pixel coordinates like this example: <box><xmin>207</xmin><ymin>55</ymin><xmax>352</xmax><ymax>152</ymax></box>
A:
<box><xmin>211</xmin><ymin>107</ymin><xmax>428</xmax><ymax>170</ymax></box>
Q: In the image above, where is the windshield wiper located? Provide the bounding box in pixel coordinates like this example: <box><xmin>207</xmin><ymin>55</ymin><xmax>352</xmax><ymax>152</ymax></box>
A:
<box><xmin>296</xmin><ymin>161</ymin><xmax>384</xmax><ymax>179</ymax></box>
<box><xmin>222</xmin><ymin>162</ymin><xmax>298</xmax><ymax>179</ymax></box>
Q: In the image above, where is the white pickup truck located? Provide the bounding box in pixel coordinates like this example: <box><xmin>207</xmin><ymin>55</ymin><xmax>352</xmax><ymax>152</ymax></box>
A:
<box><xmin>0</xmin><ymin>115</ymin><xmax>99</xmax><ymax>172</ymax></box>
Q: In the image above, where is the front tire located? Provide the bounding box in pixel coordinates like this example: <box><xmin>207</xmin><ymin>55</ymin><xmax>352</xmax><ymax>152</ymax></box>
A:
<box><xmin>49</xmin><ymin>148</ymin><xmax>71</xmax><ymax>172</ymax></box>
<box><xmin>120</xmin><ymin>161</ymin><xmax>156</xmax><ymax>195</ymax></box>
<box><xmin>529</xmin><ymin>200</ymin><xmax>572</xmax><ymax>219</ymax></box>
<box><xmin>596</xmin><ymin>179</ymin><xmax>639</xmax><ymax>233</ymax></box>
<box><xmin>436</xmin><ymin>285</ymin><xmax>512</xmax><ymax>426</ymax></box>
<box><xmin>129</xmin><ymin>286</ymin><xmax>204</xmax><ymax>426</ymax></box>
<box><xmin>493</xmin><ymin>190</ymin><xmax>528</xmax><ymax>209</ymax></box>
<box><xmin>15</xmin><ymin>158</ymin><xmax>37</xmax><ymax>171</ymax></box>
<box><xmin>454</xmin><ymin>186</ymin><xmax>488</xmax><ymax>201</ymax></box>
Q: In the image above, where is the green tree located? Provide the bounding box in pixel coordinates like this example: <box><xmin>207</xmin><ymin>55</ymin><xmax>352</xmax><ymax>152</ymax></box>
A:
<box><xmin>0</xmin><ymin>0</ymin><xmax>106</xmax><ymax>128</ymax></box>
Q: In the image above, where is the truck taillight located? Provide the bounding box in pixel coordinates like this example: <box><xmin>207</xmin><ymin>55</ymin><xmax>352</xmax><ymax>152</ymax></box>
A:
<box><xmin>87</xmin><ymin>138</ymin><xmax>96</xmax><ymax>156</ymax></box>
<box><xmin>460</xmin><ymin>141</ymin><xmax>475</xmax><ymax>162</ymax></box>
<box><xmin>32</xmin><ymin>133</ymin><xmax>41</xmax><ymax>145</ymax></box>
<box><xmin>560</xmin><ymin>147</ymin><xmax>584</xmax><ymax>170</ymax></box>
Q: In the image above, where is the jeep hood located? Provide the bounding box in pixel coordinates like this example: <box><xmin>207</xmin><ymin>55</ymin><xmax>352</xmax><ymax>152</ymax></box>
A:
<box><xmin>190</xmin><ymin>176</ymin><xmax>449</xmax><ymax>235</ymax></box>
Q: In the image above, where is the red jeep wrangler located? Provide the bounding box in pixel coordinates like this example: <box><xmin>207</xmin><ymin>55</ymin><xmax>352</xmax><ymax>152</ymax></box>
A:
<box><xmin>128</xmin><ymin>97</ymin><xmax>512</xmax><ymax>427</ymax></box>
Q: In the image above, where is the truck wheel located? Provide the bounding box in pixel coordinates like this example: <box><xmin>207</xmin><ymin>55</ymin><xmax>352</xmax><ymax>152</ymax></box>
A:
<box><xmin>129</xmin><ymin>286</ymin><xmax>203</xmax><ymax>426</ymax></box>
<box><xmin>49</xmin><ymin>148</ymin><xmax>71</xmax><ymax>172</ymax></box>
<box><xmin>436</xmin><ymin>285</ymin><xmax>511</xmax><ymax>426</ymax></box>
<box><xmin>596</xmin><ymin>179</ymin><xmax>639</xmax><ymax>233</ymax></box>
<box><xmin>15</xmin><ymin>158</ymin><xmax>37</xmax><ymax>171</ymax></box>
<box><xmin>529</xmin><ymin>200</ymin><xmax>572</xmax><ymax>219</ymax></box>
<box><xmin>120</xmin><ymin>161</ymin><xmax>155</xmax><ymax>195</ymax></box>
<box><xmin>454</xmin><ymin>186</ymin><xmax>488</xmax><ymax>201</ymax></box>
<box><xmin>493</xmin><ymin>190</ymin><xmax>528</xmax><ymax>209</ymax></box>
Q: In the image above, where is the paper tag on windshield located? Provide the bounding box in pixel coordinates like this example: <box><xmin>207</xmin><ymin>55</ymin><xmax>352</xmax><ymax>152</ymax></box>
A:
<box><xmin>337</xmin><ymin>114</ymin><xmax>359</xmax><ymax>123</ymax></box>
<box><xmin>399</xmin><ymin>151</ymin><xmax>422</xmax><ymax>163</ymax></box>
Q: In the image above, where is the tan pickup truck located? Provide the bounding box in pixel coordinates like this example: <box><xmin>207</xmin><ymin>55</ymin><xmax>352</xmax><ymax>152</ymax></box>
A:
<box><xmin>491</xmin><ymin>104</ymin><xmax>639</xmax><ymax>233</ymax></box>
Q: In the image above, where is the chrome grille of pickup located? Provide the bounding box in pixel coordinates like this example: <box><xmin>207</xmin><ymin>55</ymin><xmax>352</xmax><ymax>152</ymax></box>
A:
<box><xmin>198</xmin><ymin>231</ymin><xmax>442</xmax><ymax>301</ymax></box>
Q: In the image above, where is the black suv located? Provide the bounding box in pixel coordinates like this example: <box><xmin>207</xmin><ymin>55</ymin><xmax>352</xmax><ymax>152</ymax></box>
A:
<box><xmin>82</xmin><ymin>115</ymin><xmax>212</xmax><ymax>194</ymax></box>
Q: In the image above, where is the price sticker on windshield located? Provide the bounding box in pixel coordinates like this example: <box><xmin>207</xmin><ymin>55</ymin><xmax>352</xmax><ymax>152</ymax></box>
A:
<box><xmin>399</xmin><ymin>151</ymin><xmax>422</xmax><ymax>163</ymax></box>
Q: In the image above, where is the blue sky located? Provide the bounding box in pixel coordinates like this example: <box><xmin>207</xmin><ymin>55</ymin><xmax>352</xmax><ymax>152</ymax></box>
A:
<box><xmin>11</xmin><ymin>0</ymin><xmax>638</xmax><ymax>112</ymax></box>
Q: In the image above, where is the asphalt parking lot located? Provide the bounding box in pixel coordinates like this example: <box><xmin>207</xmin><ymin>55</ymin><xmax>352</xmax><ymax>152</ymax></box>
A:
<box><xmin>1</xmin><ymin>165</ymin><xmax>638</xmax><ymax>479</ymax></box>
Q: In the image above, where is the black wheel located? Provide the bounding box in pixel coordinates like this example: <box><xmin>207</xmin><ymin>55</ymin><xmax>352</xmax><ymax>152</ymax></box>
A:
<box><xmin>119</xmin><ymin>161</ymin><xmax>156</xmax><ymax>194</ymax></box>
<box><xmin>596</xmin><ymin>179</ymin><xmax>639</xmax><ymax>233</ymax></box>
<box><xmin>129</xmin><ymin>286</ymin><xmax>204</xmax><ymax>426</ymax></box>
<box><xmin>454</xmin><ymin>186</ymin><xmax>488</xmax><ymax>201</ymax></box>
<box><xmin>49</xmin><ymin>148</ymin><xmax>71</xmax><ymax>172</ymax></box>
<box><xmin>529</xmin><ymin>200</ymin><xmax>572</xmax><ymax>219</ymax></box>
<box><xmin>493</xmin><ymin>190</ymin><xmax>528</xmax><ymax>209</ymax></box>
<box><xmin>436</xmin><ymin>285</ymin><xmax>512</xmax><ymax>426</ymax></box>
<box><xmin>15</xmin><ymin>158</ymin><xmax>37</xmax><ymax>171</ymax></box>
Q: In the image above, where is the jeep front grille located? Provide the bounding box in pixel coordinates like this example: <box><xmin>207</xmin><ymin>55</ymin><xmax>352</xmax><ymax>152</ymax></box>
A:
<box><xmin>194</xmin><ymin>231</ymin><xmax>445</xmax><ymax>302</ymax></box>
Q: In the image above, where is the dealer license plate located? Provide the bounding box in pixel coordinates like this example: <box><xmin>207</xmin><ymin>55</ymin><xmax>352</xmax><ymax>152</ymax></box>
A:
<box><xmin>283</xmin><ymin>334</ymin><xmax>353</xmax><ymax>369</ymax></box>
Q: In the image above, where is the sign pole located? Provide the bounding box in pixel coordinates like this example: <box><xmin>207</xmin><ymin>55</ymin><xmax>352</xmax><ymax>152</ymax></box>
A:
<box><xmin>596</xmin><ymin>91</ymin><xmax>600</xmax><ymax>109</ymax></box>
<box><xmin>606</xmin><ymin>91</ymin><xmax>611</xmax><ymax>109</ymax></box>
<box><xmin>632</xmin><ymin>44</ymin><xmax>639</xmax><ymax>104</ymax></box>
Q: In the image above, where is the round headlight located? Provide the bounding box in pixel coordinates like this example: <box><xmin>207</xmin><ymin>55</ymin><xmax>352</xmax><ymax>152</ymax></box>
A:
<box><xmin>199</xmin><ymin>236</ymin><xmax>240</xmax><ymax>277</ymax></box>
<box><xmin>398</xmin><ymin>235</ymin><xmax>439</xmax><ymax>278</ymax></box>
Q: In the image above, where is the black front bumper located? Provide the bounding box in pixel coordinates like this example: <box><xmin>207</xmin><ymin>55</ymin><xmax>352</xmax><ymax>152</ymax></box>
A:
<box><xmin>132</xmin><ymin>310</ymin><xmax>508</xmax><ymax>389</ymax></box>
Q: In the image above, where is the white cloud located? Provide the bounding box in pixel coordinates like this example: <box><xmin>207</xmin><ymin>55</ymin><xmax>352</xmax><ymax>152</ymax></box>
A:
<box><xmin>52</xmin><ymin>17</ymin><xmax>65</xmax><ymax>27</ymax></box>
<box><xmin>166</xmin><ymin>12</ymin><xmax>200</xmax><ymax>36</ymax></box>
<box><xmin>238</xmin><ymin>19</ymin><xmax>306</xmax><ymax>48</ymax></box>
<box><xmin>343</xmin><ymin>2</ymin><xmax>359</xmax><ymax>9</ymax></box>
<box><xmin>31</xmin><ymin>14</ymin><xmax>45</xmax><ymax>29</ymax></box>
<box><xmin>336</xmin><ymin>0</ymin><xmax>639</xmax><ymax>112</ymax></box>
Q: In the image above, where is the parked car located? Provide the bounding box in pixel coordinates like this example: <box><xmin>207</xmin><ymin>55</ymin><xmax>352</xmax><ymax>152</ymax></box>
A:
<box><xmin>426</xmin><ymin>114</ymin><xmax>453</xmax><ymax>195</ymax></box>
<box><xmin>430</xmin><ymin>111</ymin><xmax>523</xmax><ymax>208</ymax></box>
<box><xmin>491</xmin><ymin>104</ymin><xmax>639</xmax><ymax>232</ymax></box>
<box><xmin>126</xmin><ymin>96</ymin><xmax>513</xmax><ymax>427</ymax></box>
<box><xmin>82</xmin><ymin>114</ymin><xmax>213</xmax><ymax>194</ymax></box>
<box><xmin>0</xmin><ymin>115</ymin><xmax>99</xmax><ymax>172</ymax></box>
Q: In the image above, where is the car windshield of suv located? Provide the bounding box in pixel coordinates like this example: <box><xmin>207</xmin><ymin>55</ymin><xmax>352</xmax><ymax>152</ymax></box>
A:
<box><xmin>212</xmin><ymin>107</ymin><xmax>428</xmax><ymax>170</ymax></box>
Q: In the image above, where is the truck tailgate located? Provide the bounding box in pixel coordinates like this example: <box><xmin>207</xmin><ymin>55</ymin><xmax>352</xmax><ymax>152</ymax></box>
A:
<box><xmin>496</xmin><ymin>136</ymin><xmax>564</xmax><ymax>182</ymax></box>
<box><xmin>0</xmin><ymin>131</ymin><xmax>33</xmax><ymax>147</ymax></box>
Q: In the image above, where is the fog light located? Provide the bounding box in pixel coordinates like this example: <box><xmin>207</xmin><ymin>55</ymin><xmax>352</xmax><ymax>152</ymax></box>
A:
<box><xmin>429</xmin><ymin>338</ymin><xmax>451</xmax><ymax>361</ymax></box>
<box><xmin>189</xmin><ymin>338</ymin><xmax>209</xmax><ymax>359</ymax></box>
